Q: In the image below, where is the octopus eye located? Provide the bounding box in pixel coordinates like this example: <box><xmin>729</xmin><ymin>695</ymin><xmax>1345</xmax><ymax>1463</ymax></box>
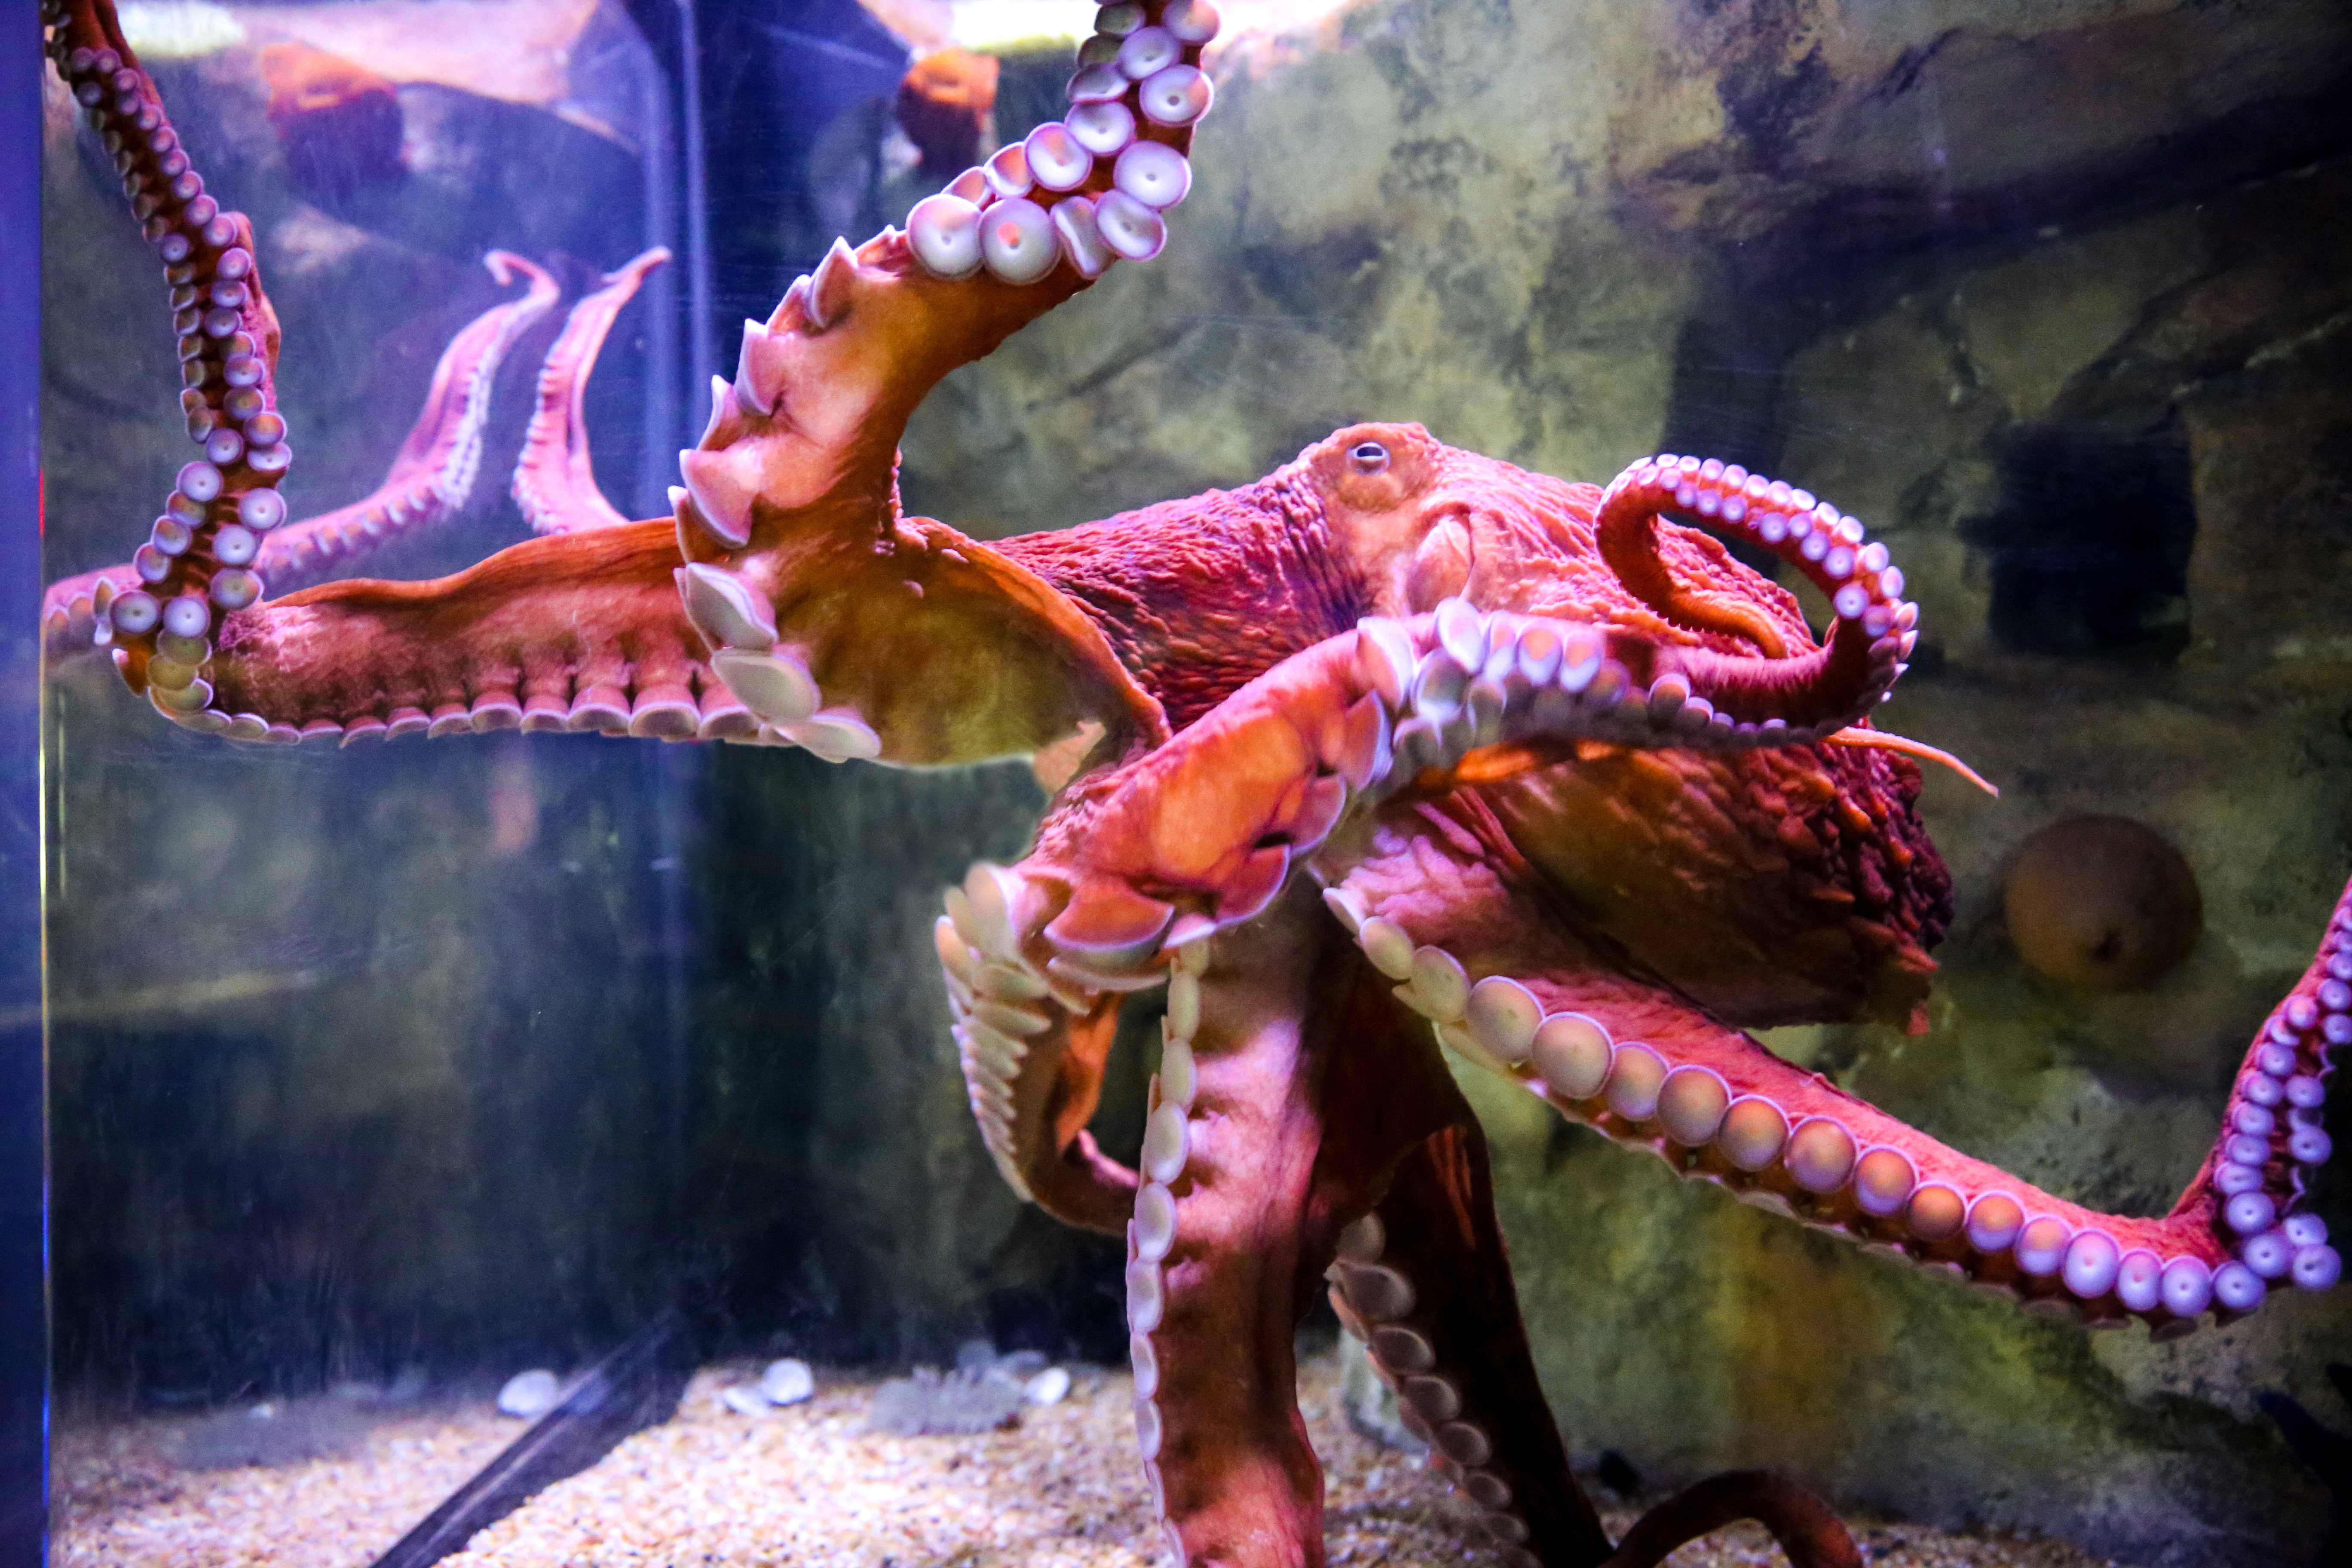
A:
<box><xmin>1348</xmin><ymin>440</ymin><xmax>1390</xmax><ymax>474</ymax></box>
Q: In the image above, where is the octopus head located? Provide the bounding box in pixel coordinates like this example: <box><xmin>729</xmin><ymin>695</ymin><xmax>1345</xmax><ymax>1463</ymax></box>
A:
<box><xmin>1306</xmin><ymin>421</ymin><xmax>1493</xmax><ymax>615</ymax></box>
<box><xmin>1303</xmin><ymin>422</ymin><xmax>1805</xmax><ymax>664</ymax></box>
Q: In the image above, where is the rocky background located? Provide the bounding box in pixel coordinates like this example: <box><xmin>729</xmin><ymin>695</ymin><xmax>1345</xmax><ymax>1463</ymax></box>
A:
<box><xmin>40</xmin><ymin>0</ymin><xmax>2352</xmax><ymax>1562</ymax></box>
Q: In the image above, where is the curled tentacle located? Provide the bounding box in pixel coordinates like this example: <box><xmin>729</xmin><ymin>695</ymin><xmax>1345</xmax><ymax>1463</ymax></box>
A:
<box><xmin>1600</xmin><ymin>1471</ymin><xmax>1861</xmax><ymax>1568</ymax></box>
<box><xmin>1597</xmin><ymin>456</ymin><xmax>1915</xmax><ymax>734</ymax></box>
<box><xmin>1018</xmin><ymin>595</ymin><xmax>1917</xmax><ymax>983</ymax></box>
<box><xmin>512</xmin><ymin>248</ymin><xmax>670</xmax><ymax>536</ymax></box>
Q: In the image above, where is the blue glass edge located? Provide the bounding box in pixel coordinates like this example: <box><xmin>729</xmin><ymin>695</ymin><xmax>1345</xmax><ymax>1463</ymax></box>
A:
<box><xmin>1</xmin><ymin>0</ymin><xmax>52</xmax><ymax>1562</ymax></box>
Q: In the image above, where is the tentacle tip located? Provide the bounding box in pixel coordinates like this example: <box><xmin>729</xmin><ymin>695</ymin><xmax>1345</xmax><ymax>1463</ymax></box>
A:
<box><xmin>604</xmin><ymin>246</ymin><xmax>672</xmax><ymax>286</ymax></box>
<box><xmin>1825</xmin><ymin>726</ymin><xmax>1998</xmax><ymax>796</ymax></box>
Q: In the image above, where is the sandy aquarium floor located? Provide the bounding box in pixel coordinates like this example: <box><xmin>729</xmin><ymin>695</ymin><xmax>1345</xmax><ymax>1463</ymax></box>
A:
<box><xmin>54</xmin><ymin>1353</ymin><xmax>2136</xmax><ymax>1568</ymax></box>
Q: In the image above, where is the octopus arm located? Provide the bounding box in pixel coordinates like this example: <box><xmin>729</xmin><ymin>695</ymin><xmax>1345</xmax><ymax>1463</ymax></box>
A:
<box><xmin>943</xmin><ymin>858</ymin><xmax>1866</xmax><ymax>1568</ymax></box>
<box><xmin>752</xmin><ymin>513</ymin><xmax>1169</xmax><ymax>768</ymax></box>
<box><xmin>150</xmin><ymin>506</ymin><xmax>1163</xmax><ymax>765</ymax></box>
<box><xmin>1307</xmin><ymin>945</ymin><xmax>1621</xmax><ymax>1568</ymax></box>
<box><xmin>182</xmin><ymin>521</ymin><xmax>726</xmax><ymax>742</ymax></box>
<box><xmin>1332</xmin><ymin>821</ymin><xmax>2352</xmax><ymax>1329</ymax></box>
<box><xmin>511</xmin><ymin>249</ymin><xmax>669</xmax><ymax>536</ymax></box>
<box><xmin>42</xmin><ymin>252</ymin><xmax>561</xmax><ymax>665</ymax></box>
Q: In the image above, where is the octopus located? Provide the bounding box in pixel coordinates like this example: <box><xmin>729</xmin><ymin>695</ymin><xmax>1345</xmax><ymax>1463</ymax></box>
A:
<box><xmin>39</xmin><ymin>1</ymin><xmax>2352</xmax><ymax>1565</ymax></box>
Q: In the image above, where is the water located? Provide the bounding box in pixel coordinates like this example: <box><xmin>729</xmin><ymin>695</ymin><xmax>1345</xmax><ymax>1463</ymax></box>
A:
<box><xmin>35</xmin><ymin>0</ymin><xmax>2352</xmax><ymax>1563</ymax></box>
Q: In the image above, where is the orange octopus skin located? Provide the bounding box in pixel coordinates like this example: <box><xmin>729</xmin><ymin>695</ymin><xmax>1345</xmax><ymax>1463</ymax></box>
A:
<box><xmin>41</xmin><ymin>2</ymin><xmax>2352</xmax><ymax>1565</ymax></box>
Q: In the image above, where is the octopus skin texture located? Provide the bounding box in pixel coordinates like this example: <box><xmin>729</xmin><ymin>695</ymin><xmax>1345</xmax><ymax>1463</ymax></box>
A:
<box><xmin>40</xmin><ymin>2</ymin><xmax>2352</xmax><ymax>1566</ymax></box>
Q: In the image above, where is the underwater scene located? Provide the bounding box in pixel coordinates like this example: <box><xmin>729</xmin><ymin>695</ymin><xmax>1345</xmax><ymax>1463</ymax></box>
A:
<box><xmin>34</xmin><ymin>0</ymin><xmax>2352</xmax><ymax>1564</ymax></box>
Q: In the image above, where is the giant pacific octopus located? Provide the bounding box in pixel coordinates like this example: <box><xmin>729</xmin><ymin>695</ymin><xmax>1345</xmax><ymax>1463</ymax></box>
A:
<box><xmin>40</xmin><ymin>1</ymin><xmax>2352</xmax><ymax>1565</ymax></box>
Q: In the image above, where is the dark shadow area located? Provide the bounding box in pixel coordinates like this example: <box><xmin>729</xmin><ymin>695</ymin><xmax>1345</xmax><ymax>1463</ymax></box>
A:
<box><xmin>1965</xmin><ymin>421</ymin><xmax>2196</xmax><ymax>658</ymax></box>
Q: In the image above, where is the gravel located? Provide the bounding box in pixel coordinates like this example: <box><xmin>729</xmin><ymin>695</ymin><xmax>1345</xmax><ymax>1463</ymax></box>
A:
<box><xmin>51</xmin><ymin>1354</ymin><xmax>2139</xmax><ymax>1568</ymax></box>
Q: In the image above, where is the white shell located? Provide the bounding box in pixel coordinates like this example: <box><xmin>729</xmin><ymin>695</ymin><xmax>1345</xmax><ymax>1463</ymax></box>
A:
<box><xmin>759</xmin><ymin>1358</ymin><xmax>815</xmax><ymax>1406</ymax></box>
<box><xmin>497</xmin><ymin>1369</ymin><xmax>560</xmax><ymax>1418</ymax></box>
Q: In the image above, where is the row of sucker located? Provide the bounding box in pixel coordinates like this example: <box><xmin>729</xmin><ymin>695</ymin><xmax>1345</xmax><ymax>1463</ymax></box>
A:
<box><xmin>937</xmin><ymin>851</ymin><xmax>1212</xmax><ymax>1189</ymax></box>
<box><xmin>936</xmin><ymin>859</ymin><xmax>1076</xmax><ymax>1201</ymax></box>
<box><xmin>119</xmin><ymin>674</ymin><xmax>779</xmax><ymax>749</ymax></box>
<box><xmin>297</xmin><ymin>666</ymin><xmax>779</xmax><ymax>750</ymax></box>
<box><xmin>906</xmin><ymin>0</ymin><xmax>1219</xmax><ymax>285</ymax></box>
<box><xmin>1609</xmin><ymin>457</ymin><xmax>1911</xmax><ymax>636</ymax></box>
<box><xmin>40</xmin><ymin>251</ymin><xmax>560</xmax><ymax>665</ymax></box>
<box><xmin>675</xmin><ymin>560</ymin><xmax>883</xmax><ymax>760</ymax></box>
<box><xmin>47</xmin><ymin>1</ymin><xmax>292</xmax><ymax>720</ymax></box>
<box><xmin>1595</xmin><ymin>454</ymin><xmax>1917</xmax><ymax>733</ymax></box>
<box><xmin>998</xmin><ymin>560</ymin><xmax>1925</xmax><ymax>1109</ymax></box>
<box><xmin>1319</xmin><ymin>879</ymin><xmax>2352</xmax><ymax>1334</ymax></box>
<box><xmin>1325</xmin><ymin>1213</ymin><xmax>1540</xmax><ymax>1568</ymax></box>
<box><xmin>2208</xmin><ymin>911</ymin><xmax>2350</xmax><ymax>1292</ymax></box>
<box><xmin>1125</xmin><ymin>935</ymin><xmax>1210</xmax><ymax>1568</ymax></box>
<box><xmin>1353</xmin><ymin>588</ymin><xmax>1904</xmax><ymax>815</ymax></box>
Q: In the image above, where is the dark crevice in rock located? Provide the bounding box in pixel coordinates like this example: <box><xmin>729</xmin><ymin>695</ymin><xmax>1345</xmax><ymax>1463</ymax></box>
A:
<box><xmin>1964</xmin><ymin>420</ymin><xmax>2197</xmax><ymax>660</ymax></box>
<box><xmin>1727</xmin><ymin>61</ymin><xmax>2352</xmax><ymax>319</ymax></box>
